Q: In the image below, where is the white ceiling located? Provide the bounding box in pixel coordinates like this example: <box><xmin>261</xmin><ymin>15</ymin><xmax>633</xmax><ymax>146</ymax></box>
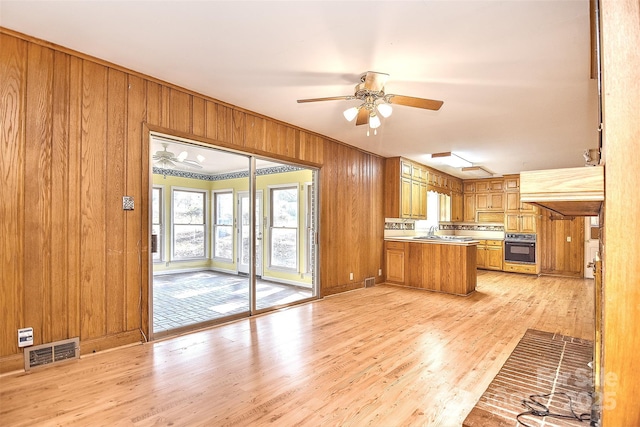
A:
<box><xmin>0</xmin><ymin>0</ymin><xmax>599</xmax><ymax>178</ymax></box>
<box><xmin>150</xmin><ymin>134</ymin><xmax>285</xmax><ymax>174</ymax></box>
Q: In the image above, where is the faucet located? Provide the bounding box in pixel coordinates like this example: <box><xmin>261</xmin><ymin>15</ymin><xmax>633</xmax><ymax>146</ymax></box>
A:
<box><xmin>428</xmin><ymin>225</ymin><xmax>438</xmax><ymax>237</ymax></box>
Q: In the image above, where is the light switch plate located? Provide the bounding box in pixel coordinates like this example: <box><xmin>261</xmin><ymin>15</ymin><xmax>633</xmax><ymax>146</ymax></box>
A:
<box><xmin>18</xmin><ymin>327</ymin><xmax>33</xmax><ymax>347</ymax></box>
<box><xmin>123</xmin><ymin>196</ymin><xmax>134</xmax><ymax>210</ymax></box>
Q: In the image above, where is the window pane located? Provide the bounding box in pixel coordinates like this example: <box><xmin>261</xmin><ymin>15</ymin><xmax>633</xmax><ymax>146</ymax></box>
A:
<box><xmin>152</xmin><ymin>188</ymin><xmax>161</xmax><ymax>224</ymax></box>
<box><xmin>174</xmin><ymin>191</ymin><xmax>204</xmax><ymax>224</ymax></box>
<box><xmin>152</xmin><ymin>224</ymin><xmax>161</xmax><ymax>262</ymax></box>
<box><xmin>271</xmin><ymin>228</ymin><xmax>297</xmax><ymax>269</ymax></box>
<box><xmin>272</xmin><ymin>188</ymin><xmax>297</xmax><ymax>227</ymax></box>
<box><xmin>216</xmin><ymin>192</ymin><xmax>233</xmax><ymax>225</ymax></box>
<box><xmin>214</xmin><ymin>225</ymin><xmax>232</xmax><ymax>259</ymax></box>
<box><xmin>174</xmin><ymin>224</ymin><xmax>205</xmax><ymax>258</ymax></box>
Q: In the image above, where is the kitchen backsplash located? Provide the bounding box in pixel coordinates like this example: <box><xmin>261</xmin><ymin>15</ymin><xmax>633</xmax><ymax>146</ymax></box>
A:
<box><xmin>384</xmin><ymin>220</ymin><xmax>504</xmax><ymax>232</ymax></box>
<box><xmin>384</xmin><ymin>220</ymin><xmax>416</xmax><ymax>230</ymax></box>
<box><xmin>441</xmin><ymin>224</ymin><xmax>504</xmax><ymax>232</ymax></box>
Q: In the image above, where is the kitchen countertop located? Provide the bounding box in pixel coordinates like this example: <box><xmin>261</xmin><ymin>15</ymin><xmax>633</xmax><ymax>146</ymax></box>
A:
<box><xmin>384</xmin><ymin>236</ymin><xmax>479</xmax><ymax>246</ymax></box>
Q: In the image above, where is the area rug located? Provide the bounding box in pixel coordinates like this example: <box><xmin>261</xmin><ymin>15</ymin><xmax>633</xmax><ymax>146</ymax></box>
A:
<box><xmin>463</xmin><ymin>329</ymin><xmax>593</xmax><ymax>427</ymax></box>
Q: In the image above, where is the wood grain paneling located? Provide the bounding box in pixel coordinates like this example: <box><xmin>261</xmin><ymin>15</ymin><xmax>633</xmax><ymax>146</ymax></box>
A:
<box><xmin>24</xmin><ymin>43</ymin><xmax>53</xmax><ymax>345</ymax></box>
<box><xmin>0</xmin><ymin>29</ymin><xmax>385</xmax><ymax>371</ymax></box>
<box><xmin>106</xmin><ymin>68</ymin><xmax>127</xmax><ymax>334</ymax></box>
<box><xmin>81</xmin><ymin>60</ymin><xmax>108</xmax><ymax>340</ymax></box>
<box><xmin>50</xmin><ymin>50</ymin><xmax>70</xmax><ymax>342</ymax></box>
<box><xmin>0</xmin><ymin>34</ymin><xmax>27</xmax><ymax>357</ymax></box>
<box><xmin>125</xmin><ymin>75</ymin><xmax>146</xmax><ymax>331</ymax></box>
<box><xmin>600</xmin><ymin>1</ymin><xmax>640</xmax><ymax>424</ymax></box>
<box><xmin>539</xmin><ymin>212</ymin><xmax>584</xmax><ymax>277</ymax></box>
<box><xmin>67</xmin><ymin>55</ymin><xmax>83</xmax><ymax>340</ymax></box>
<box><xmin>168</xmin><ymin>89</ymin><xmax>191</xmax><ymax>134</ymax></box>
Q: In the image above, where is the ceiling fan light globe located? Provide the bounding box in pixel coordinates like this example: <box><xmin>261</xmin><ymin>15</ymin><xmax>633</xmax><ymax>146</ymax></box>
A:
<box><xmin>369</xmin><ymin>114</ymin><xmax>381</xmax><ymax>129</ymax></box>
<box><xmin>343</xmin><ymin>106</ymin><xmax>359</xmax><ymax>122</ymax></box>
<box><xmin>177</xmin><ymin>151</ymin><xmax>188</xmax><ymax>161</ymax></box>
<box><xmin>377</xmin><ymin>103</ymin><xmax>393</xmax><ymax>118</ymax></box>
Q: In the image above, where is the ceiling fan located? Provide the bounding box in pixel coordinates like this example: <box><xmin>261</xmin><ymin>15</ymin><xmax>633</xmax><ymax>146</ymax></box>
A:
<box><xmin>297</xmin><ymin>71</ymin><xmax>443</xmax><ymax>132</ymax></box>
<box><xmin>153</xmin><ymin>143</ymin><xmax>203</xmax><ymax>170</ymax></box>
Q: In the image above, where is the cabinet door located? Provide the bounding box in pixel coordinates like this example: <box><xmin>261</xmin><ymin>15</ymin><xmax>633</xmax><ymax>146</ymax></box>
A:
<box><xmin>412</xmin><ymin>165</ymin><xmax>426</xmax><ymax>182</ymax></box>
<box><xmin>487</xmin><ymin>246</ymin><xmax>504</xmax><ymax>270</ymax></box>
<box><xmin>463</xmin><ymin>182</ymin><xmax>476</xmax><ymax>193</ymax></box>
<box><xmin>418</xmin><ymin>182</ymin><xmax>427</xmax><ymax>218</ymax></box>
<box><xmin>401</xmin><ymin>177</ymin><xmax>412</xmax><ymax>218</ymax></box>
<box><xmin>506</xmin><ymin>192</ymin><xmax>520</xmax><ymax>211</ymax></box>
<box><xmin>489</xmin><ymin>180</ymin><xmax>504</xmax><ymax>192</ymax></box>
<box><xmin>411</xmin><ymin>180</ymin><xmax>421</xmax><ymax>218</ymax></box>
<box><xmin>476</xmin><ymin>193</ymin><xmax>489</xmax><ymax>210</ymax></box>
<box><xmin>475</xmin><ymin>181</ymin><xmax>490</xmax><ymax>192</ymax></box>
<box><xmin>505</xmin><ymin>213</ymin><xmax>520</xmax><ymax>232</ymax></box>
<box><xmin>451</xmin><ymin>192</ymin><xmax>463</xmax><ymax>222</ymax></box>
<box><xmin>505</xmin><ymin>177</ymin><xmax>520</xmax><ymax>191</ymax></box>
<box><xmin>411</xmin><ymin>181</ymin><xmax>427</xmax><ymax>219</ymax></box>
<box><xmin>401</xmin><ymin>161</ymin><xmax>412</xmax><ymax>178</ymax></box>
<box><xmin>464</xmin><ymin>194</ymin><xmax>476</xmax><ymax>222</ymax></box>
<box><xmin>520</xmin><ymin>214</ymin><xmax>537</xmax><ymax>233</ymax></box>
<box><xmin>489</xmin><ymin>193</ymin><xmax>504</xmax><ymax>210</ymax></box>
<box><xmin>386</xmin><ymin>249</ymin><xmax>405</xmax><ymax>283</ymax></box>
<box><xmin>477</xmin><ymin>246</ymin><xmax>487</xmax><ymax>268</ymax></box>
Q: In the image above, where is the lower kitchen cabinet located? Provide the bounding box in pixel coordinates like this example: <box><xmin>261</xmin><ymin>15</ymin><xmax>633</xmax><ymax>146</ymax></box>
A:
<box><xmin>385</xmin><ymin>240</ymin><xmax>477</xmax><ymax>295</ymax></box>
<box><xmin>385</xmin><ymin>241</ymin><xmax>406</xmax><ymax>284</ymax></box>
<box><xmin>476</xmin><ymin>240</ymin><xmax>504</xmax><ymax>270</ymax></box>
<box><xmin>503</xmin><ymin>262</ymin><xmax>540</xmax><ymax>275</ymax></box>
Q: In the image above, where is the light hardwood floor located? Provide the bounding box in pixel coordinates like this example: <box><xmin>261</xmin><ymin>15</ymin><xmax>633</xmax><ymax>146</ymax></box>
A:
<box><xmin>0</xmin><ymin>271</ymin><xmax>594</xmax><ymax>426</ymax></box>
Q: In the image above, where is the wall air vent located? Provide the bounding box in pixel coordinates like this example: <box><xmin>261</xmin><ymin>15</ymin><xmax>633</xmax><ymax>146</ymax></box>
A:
<box><xmin>365</xmin><ymin>277</ymin><xmax>375</xmax><ymax>288</ymax></box>
<box><xmin>24</xmin><ymin>337</ymin><xmax>80</xmax><ymax>371</ymax></box>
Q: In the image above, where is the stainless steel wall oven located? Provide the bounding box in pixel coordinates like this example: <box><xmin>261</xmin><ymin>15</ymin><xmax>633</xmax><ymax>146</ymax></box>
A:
<box><xmin>504</xmin><ymin>233</ymin><xmax>536</xmax><ymax>264</ymax></box>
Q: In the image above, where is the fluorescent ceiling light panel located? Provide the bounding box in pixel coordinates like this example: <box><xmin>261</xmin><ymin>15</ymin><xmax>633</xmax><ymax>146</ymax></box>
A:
<box><xmin>430</xmin><ymin>152</ymin><xmax>472</xmax><ymax>168</ymax></box>
<box><xmin>461</xmin><ymin>166</ymin><xmax>494</xmax><ymax>177</ymax></box>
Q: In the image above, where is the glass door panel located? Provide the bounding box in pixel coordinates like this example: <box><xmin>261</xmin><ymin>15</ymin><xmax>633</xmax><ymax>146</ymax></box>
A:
<box><xmin>238</xmin><ymin>191</ymin><xmax>263</xmax><ymax>276</ymax></box>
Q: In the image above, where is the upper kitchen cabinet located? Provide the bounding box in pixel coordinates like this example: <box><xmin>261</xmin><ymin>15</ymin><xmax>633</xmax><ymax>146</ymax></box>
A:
<box><xmin>504</xmin><ymin>174</ymin><xmax>540</xmax><ymax>233</ymax></box>
<box><xmin>463</xmin><ymin>178</ymin><xmax>505</xmax><ymax>222</ymax></box>
<box><xmin>385</xmin><ymin>157</ymin><xmax>461</xmax><ymax>220</ymax></box>
<box><xmin>475</xmin><ymin>179</ymin><xmax>504</xmax><ymax>193</ymax></box>
<box><xmin>476</xmin><ymin>192</ymin><xmax>505</xmax><ymax>211</ymax></box>
<box><xmin>385</xmin><ymin>158</ymin><xmax>427</xmax><ymax>220</ymax></box>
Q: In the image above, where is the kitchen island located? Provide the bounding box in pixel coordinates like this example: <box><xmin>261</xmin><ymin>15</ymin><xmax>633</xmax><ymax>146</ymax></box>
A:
<box><xmin>384</xmin><ymin>237</ymin><xmax>478</xmax><ymax>296</ymax></box>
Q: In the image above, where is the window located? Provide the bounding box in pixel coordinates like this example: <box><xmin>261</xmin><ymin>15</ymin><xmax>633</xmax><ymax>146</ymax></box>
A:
<box><xmin>151</xmin><ymin>186</ymin><xmax>164</xmax><ymax>262</ymax></box>
<box><xmin>270</xmin><ymin>186</ymin><xmax>298</xmax><ymax>270</ymax></box>
<box><xmin>213</xmin><ymin>191</ymin><xmax>233</xmax><ymax>260</ymax></box>
<box><xmin>172</xmin><ymin>189</ymin><xmax>207</xmax><ymax>259</ymax></box>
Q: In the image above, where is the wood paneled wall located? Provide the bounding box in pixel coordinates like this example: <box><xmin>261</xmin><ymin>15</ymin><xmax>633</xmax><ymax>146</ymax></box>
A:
<box><xmin>538</xmin><ymin>213</ymin><xmax>585</xmax><ymax>277</ymax></box>
<box><xmin>600</xmin><ymin>0</ymin><xmax>640</xmax><ymax>425</ymax></box>
<box><xmin>0</xmin><ymin>29</ymin><xmax>385</xmax><ymax>372</ymax></box>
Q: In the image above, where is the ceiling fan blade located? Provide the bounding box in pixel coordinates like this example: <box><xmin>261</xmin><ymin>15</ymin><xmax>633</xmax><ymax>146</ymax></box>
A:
<box><xmin>355</xmin><ymin>108</ymin><xmax>369</xmax><ymax>126</ymax></box>
<box><xmin>297</xmin><ymin>96</ymin><xmax>353</xmax><ymax>103</ymax></box>
<box><xmin>387</xmin><ymin>94</ymin><xmax>444</xmax><ymax>111</ymax></box>
<box><xmin>155</xmin><ymin>158</ymin><xmax>176</xmax><ymax>168</ymax></box>
<box><xmin>181</xmin><ymin>159</ymin><xmax>203</xmax><ymax>169</ymax></box>
<box><xmin>363</xmin><ymin>71</ymin><xmax>389</xmax><ymax>92</ymax></box>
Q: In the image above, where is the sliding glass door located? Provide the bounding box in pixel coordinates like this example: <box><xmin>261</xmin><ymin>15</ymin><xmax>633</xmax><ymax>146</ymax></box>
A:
<box><xmin>150</xmin><ymin>133</ymin><xmax>318</xmax><ymax>337</ymax></box>
<box><xmin>238</xmin><ymin>191</ymin><xmax>263</xmax><ymax>277</ymax></box>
